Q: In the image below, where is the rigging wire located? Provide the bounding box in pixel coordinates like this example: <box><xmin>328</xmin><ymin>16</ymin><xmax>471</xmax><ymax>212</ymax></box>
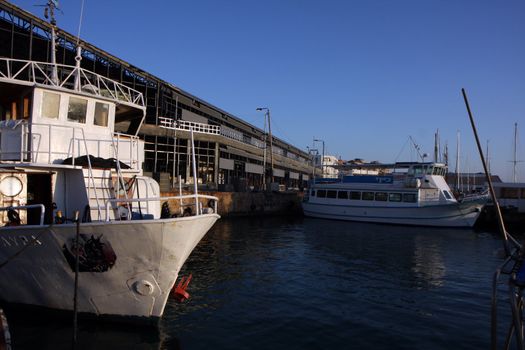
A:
<box><xmin>394</xmin><ymin>137</ymin><xmax>410</xmax><ymax>163</ymax></box>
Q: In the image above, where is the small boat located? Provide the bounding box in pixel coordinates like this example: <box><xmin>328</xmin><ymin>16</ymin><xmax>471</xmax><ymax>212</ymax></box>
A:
<box><xmin>0</xmin><ymin>53</ymin><xmax>219</xmax><ymax>323</ymax></box>
<box><xmin>302</xmin><ymin>162</ymin><xmax>487</xmax><ymax>227</ymax></box>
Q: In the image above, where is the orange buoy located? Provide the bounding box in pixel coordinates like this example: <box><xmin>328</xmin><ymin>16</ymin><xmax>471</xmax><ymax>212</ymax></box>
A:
<box><xmin>172</xmin><ymin>274</ymin><xmax>192</xmax><ymax>302</ymax></box>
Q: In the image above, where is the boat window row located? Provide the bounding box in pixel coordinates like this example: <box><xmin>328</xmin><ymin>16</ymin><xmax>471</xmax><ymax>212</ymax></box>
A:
<box><xmin>408</xmin><ymin>165</ymin><xmax>447</xmax><ymax>177</ymax></box>
<box><xmin>42</xmin><ymin>91</ymin><xmax>109</xmax><ymax>127</ymax></box>
<box><xmin>312</xmin><ymin>189</ymin><xmax>417</xmax><ymax>203</ymax></box>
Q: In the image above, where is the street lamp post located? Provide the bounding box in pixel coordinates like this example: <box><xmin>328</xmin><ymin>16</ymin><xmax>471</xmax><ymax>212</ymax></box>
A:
<box><xmin>314</xmin><ymin>138</ymin><xmax>325</xmax><ymax>177</ymax></box>
<box><xmin>256</xmin><ymin>107</ymin><xmax>274</xmax><ymax>187</ymax></box>
<box><xmin>307</xmin><ymin>146</ymin><xmax>318</xmax><ymax>180</ymax></box>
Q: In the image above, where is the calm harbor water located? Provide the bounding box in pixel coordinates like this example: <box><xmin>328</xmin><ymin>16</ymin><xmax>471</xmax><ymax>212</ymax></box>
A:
<box><xmin>9</xmin><ymin>216</ymin><xmax>519</xmax><ymax>349</ymax></box>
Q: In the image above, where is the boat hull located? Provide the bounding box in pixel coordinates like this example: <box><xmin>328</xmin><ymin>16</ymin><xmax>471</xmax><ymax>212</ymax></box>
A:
<box><xmin>0</xmin><ymin>214</ymin><xmax>219</xmax><ymax>323</ymax></box>
<box><xmin>302</xmin><ymin>199</ymin><xmax>484</xmax><ymax>227</ymax></box>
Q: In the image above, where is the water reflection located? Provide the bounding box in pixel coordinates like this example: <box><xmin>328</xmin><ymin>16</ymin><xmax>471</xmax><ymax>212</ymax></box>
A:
<box><xmin>8</xmin><ymin>216</ymin><xmax>504</xmax><ymax>349</ymax></box>
<box><xmin>412</xmin><ymin>235</ymin><xmax>446</xmax><ymax>288</ymax></box>
<box><xmin>300</xmin><ymin>218</ymin><xmax>460</xmax><ymax>290</ymax></box>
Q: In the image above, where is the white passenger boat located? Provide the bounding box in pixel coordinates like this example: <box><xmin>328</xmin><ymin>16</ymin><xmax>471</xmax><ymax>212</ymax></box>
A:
<box><xmin>0</xmin><ymin>55</ymin><xmax>219</xmax><ymax>324</ymax></box>
<box><xmin>302</xmin><ymin>162</ymin><xmax>487</xmax><ymax>227</ymax></box>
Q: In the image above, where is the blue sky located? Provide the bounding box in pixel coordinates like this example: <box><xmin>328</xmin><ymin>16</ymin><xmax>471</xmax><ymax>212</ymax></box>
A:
<box><xmin>13</xmin><ymin>0</ymin><xmax>525</xmax><ymax>181</ymax></box>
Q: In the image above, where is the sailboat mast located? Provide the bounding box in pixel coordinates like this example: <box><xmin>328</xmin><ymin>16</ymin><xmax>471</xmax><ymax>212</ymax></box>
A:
<box><xmin>434</xmin><ymin>129</ymin><xmax>440</xmax><ymax>163</ymax></box>
<box><xmin>486</xmin><ymin>139</ymin><xmax>490</xmax><ymax>175</ymax></box>
<box><xmin>455</xmin><ymin>130</ymin><xmax>460</xmax><ymax>190</ymax></box>
<box><xmin>513</xmin><ymin>122</ymin><xmax>518</xmax><ymax>183</ymax></box>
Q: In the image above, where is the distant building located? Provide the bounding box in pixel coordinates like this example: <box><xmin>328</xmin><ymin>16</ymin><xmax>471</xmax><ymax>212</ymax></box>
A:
<box><xmin>492</xmin><ymin>182</ymin><xmax>525</xmax><ymax>213</ymax></box>
<box><xmin>445</xmin><ymin>173</ymin><xmax>501</xmax><ymax>193</ymax></box>
<box><xmin>312</xmin><ymin>155</ymin><xmax>340</xmax><ymax>178</ymax></box>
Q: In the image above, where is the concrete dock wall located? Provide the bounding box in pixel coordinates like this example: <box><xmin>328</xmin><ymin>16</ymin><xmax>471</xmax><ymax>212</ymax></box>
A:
<box><xmin>160</xmin><ymin>191</ymin><xmax>304</xmax><ymax>217</ymax></box>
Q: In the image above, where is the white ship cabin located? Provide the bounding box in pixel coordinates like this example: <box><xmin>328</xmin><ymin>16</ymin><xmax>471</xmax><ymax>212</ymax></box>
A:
<box><xmin>0</xmin><ymin>58</ymin><xmax>160</xmax><ymax>225</ymax></box>
<box><xmin>314</xmin><ymin>162</ymin><xmax>458</xmax><ymax>205</ymax></box>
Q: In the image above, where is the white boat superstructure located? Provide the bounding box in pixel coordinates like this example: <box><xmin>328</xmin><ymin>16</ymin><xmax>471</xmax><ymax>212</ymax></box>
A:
<box><xmin>0</xmin><ymin>56</ymin><xmax>219</xmax><ymax>323</ymax></box>
<box><xmin>302</xmin><ymin>162</ymin><xmax>487</xmax><ymax>227</ymax></box>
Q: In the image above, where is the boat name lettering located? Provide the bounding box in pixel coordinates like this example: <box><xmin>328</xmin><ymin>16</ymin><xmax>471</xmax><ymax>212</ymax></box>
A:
<box><xmin>377</xmin><ymin>177</ymin><xmax>393</xmax><ymax>184</ymax></box>
<box><xmin>1</xmin><ymin>235</ymin><xmax>43</xmax><ymax>247</ymax></box>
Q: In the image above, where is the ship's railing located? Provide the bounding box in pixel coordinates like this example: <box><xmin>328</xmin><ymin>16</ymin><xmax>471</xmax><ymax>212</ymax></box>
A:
<box><xmin>0</xmin><ymin>121</ymin><xmax>139</xmax><ymax>169</ymax></box>
<box><xmin>159</xmin><ymin>117</ymin><xmax>220</xmax><ymax>135</ymax></box>
<box><xmin>158</xmin><ymin>117</ymin><xmax>309</xmax><ymax>164</ymax></box>
<box><xmin>0</xmin><ymin>204</ymin><xmax>45</xmax><ymax>226</ymax></box>
<box><xmin>112</xmin><ymin>132</ymin><xmax>141</xmax><ymax>170</ymax></box>
<box><xmin>104</xmin><ymin>194</ymin><xmax>219</xmax><ymax>221</ymax></box>
<box><xmin>0</xmin><ymin>58</ymin><xmax>145</xmax><ymax>109</ymax></box>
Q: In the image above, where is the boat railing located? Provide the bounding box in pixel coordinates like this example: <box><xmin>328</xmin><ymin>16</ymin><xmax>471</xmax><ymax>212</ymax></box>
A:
<box><xmin>159</xmin><ymin>117</ymin><xmax>221</xmax><ymax>135</ymax></box>
<box><xmin>112</xmin><ymin>132</ymin><xmax>141</xmax><ymax>170</ymax></box>
<box><xmin>0</xmin><ymin>121</ymin><xmax>139</xmax><ymax>169</ymax></box>
<box><xmin>158</xmin><ymin>117</ymin><xmax>309</xmax><ymax>165</ymax></box>
<box><xmin>0</xmin><ymin>204</ymin><xmax>46</xmax><ymax>226</ymax></box>
<box><xmin>0</xmin><ymin>58</ymin><xmax>145</xmax><ymax>109</ymax></box>
<box><xmin>104</xmin><ymin>194</ymin><xmax>219</xmax><ymax>221</ymax></box>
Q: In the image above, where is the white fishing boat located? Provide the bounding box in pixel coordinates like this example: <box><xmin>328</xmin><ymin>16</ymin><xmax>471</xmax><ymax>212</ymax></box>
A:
<box><xmin>0</xmin><ymin>48</ymin><xmax>219</xmax><ymax>323</ymax></box>
<box><xmin>302</xmin><ymin>162</ymin><xmax>487</xmax><ymax>227</ymax></box>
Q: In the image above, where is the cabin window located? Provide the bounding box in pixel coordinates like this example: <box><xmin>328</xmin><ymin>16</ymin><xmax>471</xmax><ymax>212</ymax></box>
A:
<box><xmin>337</xmin><ymin>191</ymin><xmax>348</xmax><ymax>199</ymax></box>
<box><xmin>412</xmin><ymin>166</ymin><xmax>423</xmax><ymax>176</ymax></box>
<box><xmin>403</xmin><ymin>193</ymin><xmax>417</xmax><ymax>203</ymax></box>
<box><xmin>326</xmin><ymin>190</ymin><xmax>337</xmax><ymax>198</ymax></box>
<box><xmin>362</xmin><ymin>192</ymin><xmax>374</xmax><ymax>201</ymax></box>
<box><xmin>350</xmin><ymin>191</ymin><xmax>361</xmax><ymax>200</ymax></box>
<box><xmin>311</xmin><ymin>190</ymin><xmax>315</xmax><ymax>197</ymax></box>
<box><xmin>94</xmin><ymin>102</ymin><xmax>109</xmax><ymax>127</ymax></box>
<box><xmin>443</xmin><ymin>190</ymin><xmax>452</xmax><ymax>200</ymax></box>
<box><xmin>389</xmin><ymin>193</ymin><xmax>402</xmax><ymax>202</ymax></box>
<box><xmin>375</xmin><ymin>192</ymin><xmax>388</xmax><ymax>201</ymax></box>
<box><xmin>317</xmin><ymin>190</ymin><xmax>326</xmax><ymax>198</ymax></box>
<box><xmin>67</xmin><ymin>97</ymin><xmax>87</xmax><ymax>123</ymax></box>
<box><xmin>42</xmin><ymin>91</ymin><xmax>60</xmax><ymax>119</ymax></box>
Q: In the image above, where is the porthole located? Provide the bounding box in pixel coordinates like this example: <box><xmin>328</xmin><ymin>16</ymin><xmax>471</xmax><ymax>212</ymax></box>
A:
<box><xmin>0</xmin><ymin>176</ymin><xmax>23</xmax><ymax>197</ymax></box>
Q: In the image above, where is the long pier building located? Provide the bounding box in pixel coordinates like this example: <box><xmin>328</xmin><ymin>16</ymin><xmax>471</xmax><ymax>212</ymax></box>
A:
<box><xmin>0</xmin><ymin>1</ymin><xmax>315</xmax><ymax>192</ymax></box>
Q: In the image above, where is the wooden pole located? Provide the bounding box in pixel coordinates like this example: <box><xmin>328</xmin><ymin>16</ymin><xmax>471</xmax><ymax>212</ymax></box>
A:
<box><xmin>461</xmin><ymin>88</ymin><xmax>516</xmax><ymax>256</ymax></box>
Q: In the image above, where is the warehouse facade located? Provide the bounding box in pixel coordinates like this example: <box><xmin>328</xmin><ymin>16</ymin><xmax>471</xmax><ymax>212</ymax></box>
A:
<box><xmin>0</xmin><ymin>2</ymin><xmax>316</xmax><ymax>192</ymax></box>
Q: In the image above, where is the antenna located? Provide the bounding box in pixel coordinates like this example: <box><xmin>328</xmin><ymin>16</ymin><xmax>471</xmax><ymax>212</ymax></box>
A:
<box><xmin>38</xmin><ymin>0</ymin><xmax>61</xmax><ymax>84</ymax></box>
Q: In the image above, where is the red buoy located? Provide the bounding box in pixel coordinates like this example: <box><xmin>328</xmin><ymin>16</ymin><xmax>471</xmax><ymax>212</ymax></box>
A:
<box><xmin>172</xmin><ymin>274</ymin><xmax>192</xmax><ymax>302</ymax></box>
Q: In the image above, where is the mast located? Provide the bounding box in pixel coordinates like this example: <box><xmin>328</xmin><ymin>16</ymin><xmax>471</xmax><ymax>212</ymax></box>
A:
<box><xmin>455</xmin><ymin>130</ymin><xmax>460</xmax><ymax>190</ymax></box>
<box><xmin>513</xmin><ymin>122</ymin><xmax>518</xmax><ymax>183</ymax></box>
<box><xmin>44</xmin><ymin>0</ymin><xmax>59</xmax><ymax>85</ymax></box>
<box><xmin>444</xmin><ymin>142</ymin><xmax>448</xmax><ymax>166</ymax></box>
<box><xmin>434</xmin><ymin>129</ymin><xmax>439</xmax><ymax>163</ymax></box>
<box><xmin>486</xmin><ymin>139</ymin><xmax>490</xmax><ymax>175</ymax></box>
